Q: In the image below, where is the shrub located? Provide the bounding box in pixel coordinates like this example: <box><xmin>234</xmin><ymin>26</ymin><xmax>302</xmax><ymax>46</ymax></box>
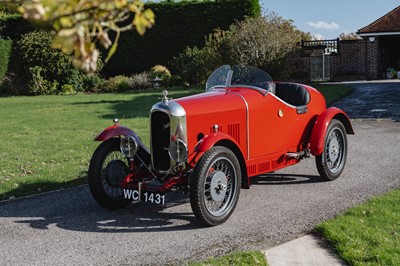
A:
<box><xmin>12</xmin><ymin>30</ymin><xmax>104</xmax><ymax>95</ymax></box>
<box><xmin>27</xmin><ymin>66</ymin><xmax>58</xmax><ymax>95</ymax></box>
<box><xmin>150</xmin><ymin>65</ymin><xmax>171</xmax><ymax>79</ymax></box>
<box><xmin>129</xmin><ymin>72</ymin><xmax>152</xmax><ymax>91</ymax></box>
<box><xmin>172</xmin><ymin>46</ymin><xmax>220</xmax><ymax>85</ymax></box>
<box><xmin>105</xmin><ymin>75</ymin><xmax>131</xmax><ymax>92</ymax></box>
<box><xmin>81</xmin><ymin>74</ymin><xmax>107</xmax><ymax>92</ymax></box>
<box><xmin>60</xmin><ymin>84</ymin><xmax>76</xmax><ymax>95</ymax></box>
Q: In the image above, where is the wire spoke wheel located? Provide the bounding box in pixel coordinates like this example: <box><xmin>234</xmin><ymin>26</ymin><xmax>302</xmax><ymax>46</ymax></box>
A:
<box><xmin>89</xmin><ymin>139</ymin><xmax>131</xmax><ymax>210</ymax></box>
<box><xmin>316</xmin><ymin>119</ymin><xmax>347</xmax><ymax>181</ymax></box>
<box><xmin>100</xmin><ymin>151</ymin><xmax>128</xmax><ymax>199</ymax></box>
<box><xmin>190</xmin><ymin>146</ymin><xmax>241</xmax><ymax>226</ymax></box>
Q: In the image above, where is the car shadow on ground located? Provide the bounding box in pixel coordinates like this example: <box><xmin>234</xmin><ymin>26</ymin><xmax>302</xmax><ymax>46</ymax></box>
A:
<box><xmin>251</xmin><ymin>173</ymin><xmax>324</xmax><ymax>185</ymax></box>
<box><xmin>0</xmin><ymin>187</ymin><xmax>203</xmax><ymax>233</ymax></box>
<box><xmin>2</xmin><ymin>173</ymin><xmax>324</xmax><ymax>233</ymax></box>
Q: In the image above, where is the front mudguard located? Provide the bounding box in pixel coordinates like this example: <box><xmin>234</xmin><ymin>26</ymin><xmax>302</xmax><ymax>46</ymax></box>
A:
<box><xmin>94</xmin><ymin>124</ymin><xmax>151</xmax><ymax>164</ymax></box>
<box><xmin>95</xmin><ymin>124</ymin><xmax>137</xmax><ymax>141</ymax></box>
<box><xmin>193</xmin><ymin>132</ymin><xmax>249</xmax><ymax>189</ymax></box>
<box><xmin>310</xmin><ymin>107</ymin><xmax>354</xmax><ymax>156</ymax></box>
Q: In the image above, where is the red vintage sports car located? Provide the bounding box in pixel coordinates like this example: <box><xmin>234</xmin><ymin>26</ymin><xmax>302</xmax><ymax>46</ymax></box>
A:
<box><xmin>88</xmin><ymin>65</ymin><xmax>354</xmax><ymax>226</ymax></box>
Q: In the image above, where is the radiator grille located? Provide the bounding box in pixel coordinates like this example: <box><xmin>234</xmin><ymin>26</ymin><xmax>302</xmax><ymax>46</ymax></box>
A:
<box><xmin>151</xmin><ymin>111</ymin><xmax>170</xmax><ymax>171</ymax></box>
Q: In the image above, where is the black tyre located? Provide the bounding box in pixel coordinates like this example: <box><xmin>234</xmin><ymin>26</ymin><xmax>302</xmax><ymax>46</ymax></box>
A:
<box><xmin>190</xmin><ymin>146</ymin><xmax>241</xmax><ymax>226</ymax></box>
<box><xmin>88</xmin><ymin>138</ymin><xmax>130</xmax><ymax>210</ymax></box>
<box><xmin>316</xmin><ymin>119</ymin><xmax>347</xmax><ymax>181</ymax></box>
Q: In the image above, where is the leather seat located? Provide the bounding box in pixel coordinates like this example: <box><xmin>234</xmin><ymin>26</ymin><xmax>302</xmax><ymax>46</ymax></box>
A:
<box><xmin>275</xmin><ymin>83</ymin><xmax>310</xmax><ymax>106</ymax></box>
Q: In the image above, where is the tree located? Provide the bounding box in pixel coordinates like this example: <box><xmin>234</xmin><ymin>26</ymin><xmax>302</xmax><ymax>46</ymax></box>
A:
<box><xmin>173</xmin><ymin>13</ymin><xmax>311</xmax><ymax>83</ymax></box>
<box><xmin>339</xmin><ymin>32</ymin><xmax>362</xmax><ymax>40</ymax></box>
<box><xmin>216</xmin><ymin>13</ymin><xmax>310</xmax><ymax>75</ymax></box>
<box><xmin>0</xmin><ymin>0</ymin><xmax>154</xmax><ymax>73</ymax></box>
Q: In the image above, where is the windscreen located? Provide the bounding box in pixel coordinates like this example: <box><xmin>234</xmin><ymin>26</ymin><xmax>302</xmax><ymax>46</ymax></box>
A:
<box><xmin>206</xmin><ymin>65</ymin><xmax>273</xmax><ymax>91</ymax></box>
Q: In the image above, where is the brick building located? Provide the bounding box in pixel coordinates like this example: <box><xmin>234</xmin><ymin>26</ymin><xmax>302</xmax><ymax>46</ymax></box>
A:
<box><xmin>357</xmin><ymin>6</ymin><xmax>400</xmax><ymax>80</ymax></box>
<box><xmin>299</xmin><ymin>6</ymin><xmax>400</xmax><ymax>81</ymax></box>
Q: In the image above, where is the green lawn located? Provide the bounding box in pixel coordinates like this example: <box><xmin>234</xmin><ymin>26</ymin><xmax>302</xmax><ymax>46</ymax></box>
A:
<box><xmin>316</xmin><ymin>189</ymin><xmax>400</xmax><ymax>265</ymax></box>
<box><xmin>189</xmin><ymin>251</ymin><xmax>268</xmax><ymax>266</ymax></box>
<box><xmin>0</xmin><ymin>89</ymin><xmax>201</xmax><ymax>200</ymax></box>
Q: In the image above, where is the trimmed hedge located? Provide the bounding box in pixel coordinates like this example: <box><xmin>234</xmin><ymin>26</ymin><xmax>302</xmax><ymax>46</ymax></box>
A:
<box><xmin>103</xmin><ymin>0</ymin><xmax>260</xmax><ymax>76</ymax></box>
<box><xmin>0</xmin><ymin>13</ymin><xmax>33</xmax><ymax>39</ymax></box>
<box><xmin>0</xmin><ymin>39</ymin><xmax>12</xmax><ymax>83</ymax></box>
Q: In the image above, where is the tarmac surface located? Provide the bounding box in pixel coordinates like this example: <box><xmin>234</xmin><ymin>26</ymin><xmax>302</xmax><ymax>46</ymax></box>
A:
<box><xmin>264</xmin><ymin>80</ymin><xmax>400</xmax><ymax>265</ymax></box>
<box><xmin>330</xmin><ymin>80</ymin><xmax>400</xmax><ymax>120</ymax></box>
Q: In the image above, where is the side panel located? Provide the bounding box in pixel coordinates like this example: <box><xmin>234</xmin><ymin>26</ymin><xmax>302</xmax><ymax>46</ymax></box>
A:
<box><xmin>310</xmin><ymin>107</ymin><xmax>354</xmax><ymax>156</ymax></box>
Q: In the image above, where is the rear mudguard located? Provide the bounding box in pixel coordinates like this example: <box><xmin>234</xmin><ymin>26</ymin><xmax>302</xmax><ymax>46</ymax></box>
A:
<box><xmin>94</xmin><ymin>124</ymin><xmax>151</xmax><ymax>163</ymax></box>
<box><xmin>310</xmin><ymin>107</ymin><xmax>354</xmax><ymax>156</ymax></box>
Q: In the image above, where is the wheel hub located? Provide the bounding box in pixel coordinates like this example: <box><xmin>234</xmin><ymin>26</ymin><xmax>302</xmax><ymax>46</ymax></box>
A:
<box><xmin>209</xmin><ymin>171</ymin><xmax>227</xmax><ymax>202</ymax></box>
<box><xmin>328</xmin><ymin>138</ymin><xmax>339</xmax><ymax>162</ymax></box>
<box><xmin>106</xmin><ymin>160</ymin><xmax>128</xmax><ymax>187</ymax></box>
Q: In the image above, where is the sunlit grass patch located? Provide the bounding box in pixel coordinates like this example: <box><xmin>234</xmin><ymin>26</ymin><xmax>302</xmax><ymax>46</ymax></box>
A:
<box><xmin>316</xmin><ymin>189</ymin><xmax>400</xmax><ymax>265</ymax></box>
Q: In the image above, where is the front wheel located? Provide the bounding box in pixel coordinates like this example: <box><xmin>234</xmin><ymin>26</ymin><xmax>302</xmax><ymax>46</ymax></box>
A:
<box><xmin>88</xmin><ymin>138</ymin><xmax>131</xmax><ymax>210</ymax></box>
<box><xmin>316</xmin><ymin>119</ymin><xmax>348</xmax><ymax>181</ymax></box>
<box><xmin>190</xmin><ymin>146</ymin><xmax>241</xmax><ymax>226</ymax></box>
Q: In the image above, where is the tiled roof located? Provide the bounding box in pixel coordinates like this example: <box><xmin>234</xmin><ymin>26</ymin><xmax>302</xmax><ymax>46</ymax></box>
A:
<box><xmin>358</xmin><ymin>6</ymin><xmax>400</xmax><ymax>33</ymax></box>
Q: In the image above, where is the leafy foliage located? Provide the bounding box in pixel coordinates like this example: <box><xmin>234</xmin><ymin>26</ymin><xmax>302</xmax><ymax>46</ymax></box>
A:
<box><xmin>1</xmin><ymin>0</ymin><xmax>155</xmax><ymax>73</ymax></box>
<box><xmin>0</xmin><ymin>39</ymin><xmax>12</xmax><ymax>84</ymax></box>
<box><xmin>12</xmin><ymin>30</ymin><xmax>104</xmax><ymax>95</ymax></box>
<box><xmin>173</xmin><ymin>13</ymin><xmax>311</xmax><ymax>84</ymax></box>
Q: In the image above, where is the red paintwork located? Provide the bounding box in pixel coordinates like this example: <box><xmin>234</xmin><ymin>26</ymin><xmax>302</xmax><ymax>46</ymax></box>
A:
<box><xmin>94</xmin><ymin>124</ymin><xmax>136</xmax><ymax>141</ymax></box>
<box><xmin>175</xmin><ymin>84</ymin><xmax>343</xmax><ymax>181</ymax></box>
<box><xmin>95</xmin><ymin>82</ymin><xmax>353</xmax><ymax>193</ymax></box>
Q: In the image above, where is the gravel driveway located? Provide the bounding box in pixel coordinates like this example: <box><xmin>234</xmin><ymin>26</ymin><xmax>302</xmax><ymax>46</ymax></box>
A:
<box><xmin>0</xmin><ymin>83</ymin><xmax>399</xmax><ymax>265</ymax></box>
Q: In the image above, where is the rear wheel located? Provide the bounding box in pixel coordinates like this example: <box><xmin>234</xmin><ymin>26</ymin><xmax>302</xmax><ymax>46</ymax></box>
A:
<box><xmin>190</xmin><ymin>146</ymin><xmax>241</xmax><ymax>226</ymax></box>
<box><xmin>88</xmin><ymin>138</ymin><xmax>130</xmax><ymax>210</ymax></box>
<box><xmin>316</xmin><ymin>119</ymin><xmax>347</xmax><ymax>181</ymax></box>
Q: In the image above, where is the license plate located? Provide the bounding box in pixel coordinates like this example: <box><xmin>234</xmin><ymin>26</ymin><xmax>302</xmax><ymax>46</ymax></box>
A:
<box><xmin>122</xmin><ymin>189</ymin><xmax>165</xmax><ymax>205</ymax></box>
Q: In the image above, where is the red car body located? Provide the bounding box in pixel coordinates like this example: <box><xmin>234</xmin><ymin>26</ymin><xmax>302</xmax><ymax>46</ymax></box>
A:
<box><xmin>89</xmin><ymin>65</ymin><xmax>354</xmax><ymax>226</ymax></box>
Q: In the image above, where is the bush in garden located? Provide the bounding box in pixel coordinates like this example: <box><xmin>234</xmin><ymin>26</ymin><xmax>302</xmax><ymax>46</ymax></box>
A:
<box><xmin>216</xmin><ymin>14</ymin><xmax>310</xmax><ymax>79</ymax></box>
<box><xmin>27</xmin><ymin>66</ymin><xmax>58</xmax><ymax>95</ymax></box>
<box><xmin>171</xmin><ymin>46</ymin><xmax>220</xmax><ymax>85</ymax></box>
<box><xmin>81</xmin><ymin>74</ymin><xmax>107</xmax><ymax>92</ymax></box>
<box><xmin>150</xmin><ymin>65</ymin><xmax>171</xmax><ymax>79</ymax></box>
<box><xmin>105</xmin><ymin>75</ymin><xmax>131</xmax><ymax>92</ymax></box>
<box><xmin>129</xmin><ymin>72</ymin><xmax>152</xmax><ymax>91</ymax></box>
<box><xmin>14</xmin><ymin>30</ymin><xmax>104</xmax><ymax>95</ymax></box>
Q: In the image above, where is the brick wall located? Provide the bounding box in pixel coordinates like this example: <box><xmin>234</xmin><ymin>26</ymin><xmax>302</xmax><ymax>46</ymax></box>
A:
<box><xmin>292</xmin><ymin>38</ymin><xmax>381</xmax><ymax>82</ymax></box>
<box><xmin>330</xmin><ymin>40</ymin><xmax>367</xmax><ymax>81</ymax></box>
<box><xmin>366</xmin><ymin>38</ymin><xmax>380</xmax><ymax>80</ymax></box>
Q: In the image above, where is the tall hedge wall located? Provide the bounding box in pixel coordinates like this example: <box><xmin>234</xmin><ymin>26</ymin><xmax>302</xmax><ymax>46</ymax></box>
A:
<box><xmin>0</xmin><ymin>0</ymin><xmax>260</xmax><ymax>78</ymax></box>
<box><xmin>0</xmin><ymin>39</ymin><xmax>13</xmax><ymax>84</ymax></box>
<box><xmin>0</xmin><ymin>14</ymin><xmax>33</xmax><ymax>39</ymax></box>
<box><xmin>103</xmin><ymin>0</ymin><xmax>261</xmax><ymax>76</ymax></box>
